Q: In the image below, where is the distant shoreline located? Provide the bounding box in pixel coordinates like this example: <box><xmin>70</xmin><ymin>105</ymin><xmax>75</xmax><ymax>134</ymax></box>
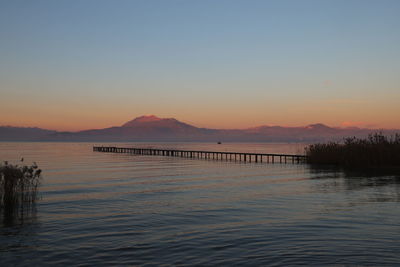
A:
<box><xmin>1</xmin><ymin>116</ymin><xmax>399</xmax><ymax>143</ymax></box>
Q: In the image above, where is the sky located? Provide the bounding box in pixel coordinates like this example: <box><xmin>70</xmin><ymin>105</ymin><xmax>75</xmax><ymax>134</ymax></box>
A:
<box><xmin>1</xmin><ymin>0</ymin><xmax>399</xmax><ymax>131</ymax></box>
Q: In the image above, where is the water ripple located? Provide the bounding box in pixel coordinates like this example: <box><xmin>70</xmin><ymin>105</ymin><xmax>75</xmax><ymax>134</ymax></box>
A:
<box><xmin>1</xmin><ymin>142</ymin><xmax>400</xmax><ymax>266</ymax></box>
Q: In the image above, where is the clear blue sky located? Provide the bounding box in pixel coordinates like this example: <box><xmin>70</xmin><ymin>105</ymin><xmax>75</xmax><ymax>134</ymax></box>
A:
<box><xmin>1</xmin><ymin>0</ymin><xmax>399</xmax><ymax>130</ymax></box>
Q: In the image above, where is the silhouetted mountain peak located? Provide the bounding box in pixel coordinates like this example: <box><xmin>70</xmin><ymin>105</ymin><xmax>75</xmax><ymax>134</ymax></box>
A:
<box><xmin>306</xmin><ymin>123</ymin><xmax>331</xmax><ymax>130</ymax></box>
<box><xmin>121</xmin><ymin>115</ymin><xmax>194</xmax><ymax>129</ymax></box>
<box><xmin>127</xmin><ymin>115</ymin><xmax>161</xmax><ymax>123</ymax></box>
<box><xmin>122</xmin><ymin>115</ymin><xmax>164</xmax><ymax>127</ymax></box>
<box><xmin>2</xmin><ymin>117</ymin><xmax>397</xmax><ymax>142</ymax></box>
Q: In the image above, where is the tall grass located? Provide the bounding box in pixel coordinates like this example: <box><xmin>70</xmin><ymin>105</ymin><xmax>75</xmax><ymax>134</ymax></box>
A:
<box><xmin>305</xmin><ymin>133</ymin><xmax>400</xmax><ymax>167</ymax></box>
<box><xmin>0</xmin><ymin>160</ymin><xmax>41</xmax><ymax>222</ymax></box>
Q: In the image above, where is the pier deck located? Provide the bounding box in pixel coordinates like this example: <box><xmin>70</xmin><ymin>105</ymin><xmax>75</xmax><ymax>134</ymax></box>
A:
<box><xmin>93</xmin><ymin>146</ymin><xmax>307</xmax><ymax>164</ymax></box>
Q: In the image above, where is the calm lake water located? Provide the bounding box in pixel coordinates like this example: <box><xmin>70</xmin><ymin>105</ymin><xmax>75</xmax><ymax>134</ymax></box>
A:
<box><xmin>1</xmin><ymin>142</ymin><xmax>400</xmax><ymax>266</ymax></box>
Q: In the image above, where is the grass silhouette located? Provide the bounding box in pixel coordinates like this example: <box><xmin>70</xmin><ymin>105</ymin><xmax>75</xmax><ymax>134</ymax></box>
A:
<box><xmin>306</xmin><ymin>133</ymin><xmax>400</xmax><ymax>167</ymax></box>
<box><xmin>0</xmin><ymin>160</ymin><xmax>41</xmax><ymax>224</ymax></box>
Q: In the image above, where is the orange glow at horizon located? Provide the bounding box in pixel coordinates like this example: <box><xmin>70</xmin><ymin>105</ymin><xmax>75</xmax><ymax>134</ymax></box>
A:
<box><xmin>1</xmin><ymin>1</ymin><xmax>400</xmax><ymax>132</ymax></box>
<box><xmin>1</xmin><ymin>103</ymin><xmax>399</xmax><ymax>132</ymax></box>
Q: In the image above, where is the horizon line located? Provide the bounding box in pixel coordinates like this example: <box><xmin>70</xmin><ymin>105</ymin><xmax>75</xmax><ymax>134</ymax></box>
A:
<box><xmin>1</xmin><ymin>115</ymin><xmax>398</xmax><ymax>132</ymax></box>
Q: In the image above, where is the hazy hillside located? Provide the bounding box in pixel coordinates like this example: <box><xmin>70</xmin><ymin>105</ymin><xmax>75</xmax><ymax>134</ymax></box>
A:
<box><xmin>0</xmin><ymin>115</ymin><xmax>397</xmax><ymax>142</ymax></box>
<box><xmin>0</xmin><ymin>126</ymin><xmax>57</xmax><ymax>141</ymax></box>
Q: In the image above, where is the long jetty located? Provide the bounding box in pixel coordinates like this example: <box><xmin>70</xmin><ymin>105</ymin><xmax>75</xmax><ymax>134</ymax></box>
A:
<box><xmin>93</xmin><ymin>146</ymin><xmax>307</xmax><ymax>164</ymax></box>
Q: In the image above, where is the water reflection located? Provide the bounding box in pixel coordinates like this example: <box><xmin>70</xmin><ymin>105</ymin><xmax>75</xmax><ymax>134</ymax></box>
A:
<box><xmin>1</xmin><ymin>142</ymin><xmax>400</xmax><ymax>266</ymax></box>
<box><xmin>309</xmin><ymin>165</ymin><xmax>400</xmax><ymax>203</ymax></box>
<box><xmin>1</xmin><ymin>204</ymin><xmax>37</xmax><ymax>228</ymax></box>
<box><xmin>0</xmin><ymin>205</ymin><xmax>38</xmax><ymax>254</ymax></box>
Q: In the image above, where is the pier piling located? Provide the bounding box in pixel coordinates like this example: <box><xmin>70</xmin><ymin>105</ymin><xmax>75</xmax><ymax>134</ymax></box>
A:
<box><xmin>93</xmin><ymin>146</ymin><xmax>307</xmax><ymax>164</ymax></box>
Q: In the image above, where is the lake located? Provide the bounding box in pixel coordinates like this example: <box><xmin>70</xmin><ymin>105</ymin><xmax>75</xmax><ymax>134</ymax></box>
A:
<box><xmin>1</xmin><ymin>142</ymin><xmax>400</xmax><ymax>266</ymax></box>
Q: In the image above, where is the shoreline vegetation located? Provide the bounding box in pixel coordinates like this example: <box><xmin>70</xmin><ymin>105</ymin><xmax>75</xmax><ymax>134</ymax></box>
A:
<box><xmin>305</xmin><ymin>133</ymin><xmax>400</xmax><ymax>168</ymax></box>
<box><xmin>0</xmin><ymin>160</ymin><xmax>41</xmax><ymax>225</ymax></box>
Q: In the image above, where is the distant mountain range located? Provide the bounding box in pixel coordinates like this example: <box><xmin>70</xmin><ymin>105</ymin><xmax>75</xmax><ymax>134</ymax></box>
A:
<box><xmin>1</xmin><ymin>115</ymin><xmax>398</xmax><ymax>142</ymax></box>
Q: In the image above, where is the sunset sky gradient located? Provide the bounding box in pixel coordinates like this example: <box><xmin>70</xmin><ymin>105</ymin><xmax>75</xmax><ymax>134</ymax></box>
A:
<box><xmin>1</xmin><ymin>0</ymin><xmax>399</xmax><ymax>131</ymax></box>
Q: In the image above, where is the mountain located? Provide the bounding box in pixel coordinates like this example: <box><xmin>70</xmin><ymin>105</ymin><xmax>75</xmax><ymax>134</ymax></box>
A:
<box><xmin>121</xmin><ymin>115</ymin><xmax>201</xmax><ymax>133</ymax></box>
<box><xmin>0</xmin><ymin>126</ymin><xmax>57</xmax><ymax>141</ymax></box>
<box><xmin>47</xmin><ymin>115</ymin><xmax>216</xmax><ymax>141</ymax></box>
<box><xmin>243</xmin><ymin>123</ymin><xmax>340</xmax><ymax>141</ymax></box>
<box><xmin>0</xmin><ymin>115</ymin><xmax>397</xmax><ymax>142</ymax></box>
<box><xmin>122</xmin><ymin>115</ymin><xmax>165</xmax><ymax>126</ymax></box>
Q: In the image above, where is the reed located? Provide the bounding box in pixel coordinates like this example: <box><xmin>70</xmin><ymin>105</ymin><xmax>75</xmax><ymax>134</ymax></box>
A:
<box><xmin>305</xmin><ymin>133</ymin><xmax>400</xmax><ymax>167</ymax></box>
<box><xmin>0</xmin><ymin>160</ymin><xmax>41</xmax><ymax>216</ymax></box>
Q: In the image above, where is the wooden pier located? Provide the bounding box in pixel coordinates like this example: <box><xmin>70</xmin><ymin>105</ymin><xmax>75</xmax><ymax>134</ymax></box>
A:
<box><xmin>93</xmin><ymin>146</ymin><xmax>307</xmax><ymax>164</ymax></box>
